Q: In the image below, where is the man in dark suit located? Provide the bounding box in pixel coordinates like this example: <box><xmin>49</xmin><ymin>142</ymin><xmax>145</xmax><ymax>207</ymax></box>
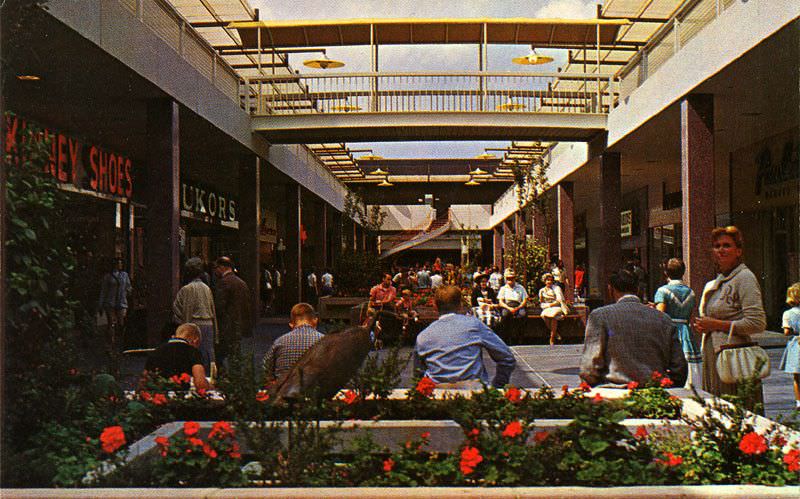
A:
<box><xmin>213</xmin><ymin>256</ymin><xmax>252</xmax><ymax>367</ymax></box>
<box><xmin>580</xmin><ymin>268</ymin><xmax>687</xmax><ymax>387</ymax></box>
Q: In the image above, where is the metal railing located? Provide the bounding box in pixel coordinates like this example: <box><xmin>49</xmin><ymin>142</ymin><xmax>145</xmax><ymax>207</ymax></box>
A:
<box><xmin>245</xmin><ymin>72</ymin><xmax>619</xmax><ymax>116</ymax></box>
<box><xmin>115</xmin><ymin>0</ymin><xmax>242</xmax><ymax>102</ymax></box>
<box><xmin>619</xmin><ymin>0</ymin><xmax>737</xmax><ymax>99</ymax></box>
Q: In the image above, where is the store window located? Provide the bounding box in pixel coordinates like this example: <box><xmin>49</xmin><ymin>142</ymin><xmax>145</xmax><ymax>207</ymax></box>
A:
<box><xmin>648</xmin><ymin>223</ymin><xmax>683</xmax><ymax>294</ymax></box>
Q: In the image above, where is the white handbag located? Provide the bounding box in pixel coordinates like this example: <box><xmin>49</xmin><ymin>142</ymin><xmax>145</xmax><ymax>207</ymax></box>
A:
<box><xmin>715</xmin><ymin>323</ymin><xmax>770</xmax><ymax>384</ymax></box>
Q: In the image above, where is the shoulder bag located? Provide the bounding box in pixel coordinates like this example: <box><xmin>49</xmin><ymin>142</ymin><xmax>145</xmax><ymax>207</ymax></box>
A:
<box><xmin>715</xmin><ymin>322</ymin><xmax>770</xmax><ymax>384</ymax></box>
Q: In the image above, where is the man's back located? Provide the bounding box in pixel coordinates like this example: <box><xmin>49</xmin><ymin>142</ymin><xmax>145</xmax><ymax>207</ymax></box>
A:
<box><xmin>146</xmin><ymin>338</ymin><xmax>202</xmax><ymax>379</ymax></box>
<box><xmin>216</xmin><ymin>272</ymin><xmax>252</xmax><ymax>339</ymax></box>
<box><xmin>415</xmin><ymin>313</ymin><xmax>515</xmax><ymax>387</ymax></box>
<box><xmin>580</xmin><ymin>296</ymin><xmax>687</xmax><ymax>385</ymax></box>
<box><xmin>263</xmin><ymin>325</ymin><xmax>324</xmax><ymax>382</ymax></box>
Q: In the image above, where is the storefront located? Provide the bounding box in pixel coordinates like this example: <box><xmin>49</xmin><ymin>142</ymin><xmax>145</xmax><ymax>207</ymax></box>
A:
<box><xmin>730</xmin><ymin>127</ymin><xmax>799</xmax><ymax>328</ymax></box>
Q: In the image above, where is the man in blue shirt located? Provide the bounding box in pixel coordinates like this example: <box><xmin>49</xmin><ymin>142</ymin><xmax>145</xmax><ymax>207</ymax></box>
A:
<box><xmin>414</xmin><ymin>285</ymin><xmax>516</xmax><ymax>388</ymax></box>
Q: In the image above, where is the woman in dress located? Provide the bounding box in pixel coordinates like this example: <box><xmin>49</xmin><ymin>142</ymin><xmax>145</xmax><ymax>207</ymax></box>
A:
<box><xmin>471</xmin><ymin>276</ymin><xmax>499</xmax><ymax>328</ymax></box>
<box><xmin>693</xmin><ymin>226</ymin><xmax>766</xmax><ymax>408</ymax></box>
<box><xmin>779</xmin><ymin>282</ymin><xmax>800</xmax><ymax>410</ymax></box>
<box><xmin>539</xmin><ymin>273</ymin><xmax>566</xmax><ymax>346</ymax></box>
<box><xmin>654</xmin><ymin>258</ymin><xmax>700</xmax><ymax>388</ymax></box>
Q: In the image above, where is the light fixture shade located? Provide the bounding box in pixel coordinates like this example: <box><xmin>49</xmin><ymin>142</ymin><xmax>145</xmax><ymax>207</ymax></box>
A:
<box><xmin>331</xmin><ymin>104</ymin><xmax>362</xmax><ymax>112</ymax></box>
<box><xmin>368</xmin><ymin>168</ymin><xmax>388</xmax><ymax>175</ymax></box>
<box><xmin>512</xmin><ymin>51</ymin><xmax>554</xmax><ymax>66</ymax></box>
<box><xmin>359</xmin><ymin>155</ymin><xmax>384</xmax><ymax>161</ymax></box>
<box><xmin>303</xmin><ymin>57</ymin><xmax>345</xmax><ymax>69</ymax></box>
<box><xmin>474</xmin><ymin>153</ymin><xmax>497</xmax><ymax>160</ymax></box>
<box><xmin>496</xmin><ymin>100</ymin><xmax>526</xmax><ymax>111</ymax></box>
<box><xmin>465</xmin><ymin>177</ymin><xmax>480</xmax><ymax>186</ymax></box>
<box><xmin>377</xmin><ymin>178</ymin><xmax>393</xmax><ymax>187</ymax></box>
<box><xmin>470</xmin><ymin>167</ymin><xmax>488</xmax><ymax>175</ymax></box>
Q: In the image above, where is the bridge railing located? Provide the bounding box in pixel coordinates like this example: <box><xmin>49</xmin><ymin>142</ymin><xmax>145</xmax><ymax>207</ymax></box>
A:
<box><xmin>244</xmin><ymin>72</ymin><xmax>618</xmax><ymax>116</ymax></box>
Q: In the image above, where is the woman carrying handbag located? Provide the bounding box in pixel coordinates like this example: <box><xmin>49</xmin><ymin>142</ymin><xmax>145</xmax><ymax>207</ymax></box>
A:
<box><xmin>693</xmin><ymin>226</ymin><xmax>768</xmax><ymax>412</ymax></box>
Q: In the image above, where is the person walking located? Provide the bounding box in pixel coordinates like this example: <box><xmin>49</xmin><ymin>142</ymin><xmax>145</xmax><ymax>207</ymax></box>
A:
<box><xmin>213</xmin><ymin>256</ymin><xmax>253</xmax><ymax>369</ymax></box>
<box><xmin>98</xmin><ymin>257</ymin><xmax>132</xmax><ymax>356</ymax></box>
<box><xmin>693</xmin><ymin>226</ymin><xmax>767</xmax><ymax>409</ymax></box>
<box><xmin>779</xmin><ymin>282</ymin><xmax>800</xmax><ymax>410</ymax></box>
<box><xmin>173</xmin><ymin>257</ymin><xmax>217</xmax><ymax>373</ymax></box>
<box><xmin>654</xmin><ymin>258</ymin><xmax>700</xmax><ymax>388</ymax></box>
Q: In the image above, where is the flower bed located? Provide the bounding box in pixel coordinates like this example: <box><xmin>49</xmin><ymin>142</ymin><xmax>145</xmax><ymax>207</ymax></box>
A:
<box><xmin>83</xmin><ymin>376</ymin><xmax>799</xmax><ymax>489</ymax></box>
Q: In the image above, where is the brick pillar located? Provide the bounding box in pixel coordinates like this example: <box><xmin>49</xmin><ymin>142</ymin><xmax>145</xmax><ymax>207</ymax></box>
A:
<box><xmin>503</xmin><ymin>219</ymin><xmax>513</xmax><ymax>269</ymax></box>
<box><xmin>599</xmin><ymin>152</ymin><xmax>621</xmax><ymax>303</ymax></box>
<box><xmin>681</xmin><ymin>94</ymin><xmax>716</xmax><ymax>293</ymax></box>
<box><xmin>557</xmin><ymin>181</ymin><xmax>575</xmax><ymax>300</ymax></box>
<box><xmin>493</xmin><ymin>226</ymin><xmax>503</xmax><ymax>268</ymax></box>
<box><xmin>531</xmin><ymin>208</ymin><xmax>547</xmax><ymax>248</ymax></box>
<box><xmin>238</xmin><ymin>155</ymin><xmax>260</xmax><ymax>327</ymax></box>
<box><xmin>145</xmin><ymin>100</ymin><xmax>180</xmax><ymax>345</ymax></box>
<box><xmin>285</xmin><ymin>184</ymin><xmax>301</xmax><ymax>307</ymax></box>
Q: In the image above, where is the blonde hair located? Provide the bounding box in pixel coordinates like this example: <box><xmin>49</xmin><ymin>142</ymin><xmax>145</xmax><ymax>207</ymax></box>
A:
<box><xmin>787</xmin><ymin>282</ymin><xmax>800</xmax><ymax>307</ymax></box>
<box><xmin>711</xmin><ymin>226</ymin><xmax>744</xmax><ymax>248</ymax></box>
<box><xmin>175</xmin><ymin>323</ymin><xmax>201</xmax><ymax>341</ymax></box>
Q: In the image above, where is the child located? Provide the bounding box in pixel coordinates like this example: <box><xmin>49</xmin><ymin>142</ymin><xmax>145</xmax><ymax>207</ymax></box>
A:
<box><xmin>654</xmin><ymin>258</ymin><xmax>700</xmax><ymax>389</ymax></box>
<box><xmin>779</xmin><ymin>282</ymin><xmax>800</xmax><ymax>409</ymax></box>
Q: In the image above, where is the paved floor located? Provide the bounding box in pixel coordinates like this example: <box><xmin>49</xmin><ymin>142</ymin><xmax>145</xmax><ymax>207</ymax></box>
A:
<box><xmin>120</xmin><ymin>317</ymin><xmax>798</xmax><ymax>421</ymax></box>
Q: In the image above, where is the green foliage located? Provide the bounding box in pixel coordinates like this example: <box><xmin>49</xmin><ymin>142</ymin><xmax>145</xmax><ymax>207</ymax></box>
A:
<box><xmin>334</xmin><ymin>250</ymin><xmax>383</xmax><ymax>296</ymax></box>
<box><xmin>625</xmin><ymin>387</ymin><xmax>683</xmax><ymax>419</ymax></box>
<box><xmin>349</xmin><ymin>347</ymin><xmax>410</xmax><ymax>401</ymax></box>
<box><xmin>505</xmin><ymin>238</ymin><xmax>550</xmax><ymax>296</ymax></box>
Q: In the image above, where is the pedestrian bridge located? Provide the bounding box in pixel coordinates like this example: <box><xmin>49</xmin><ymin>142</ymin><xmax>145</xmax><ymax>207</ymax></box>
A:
<box><xmin>247</xmin><ymin>71</ymin><xmax>613</xmax><ymax>143</ymax></box>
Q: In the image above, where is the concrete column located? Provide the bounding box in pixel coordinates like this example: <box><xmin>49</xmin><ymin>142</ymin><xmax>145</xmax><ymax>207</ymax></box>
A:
<box><xmin>322</xmin><ymin>203</ymin><xmax>329</xmax><ymax>268</ymax></box>
<box><xmin>145</xmin><ymin>100</ymin><xmax>180</xmax><ymax>345</ymax></box>
<box><xmin>493</xmin><ymin>226</ymin><xmax>503</xmax><ymax>268</ymax></box>
<box><xmin>599</xmin><ymin>152</ymin><xmax>621</xmax><ymax>303</ymax></box>
<box><xmin>238</xmin><ymin>155</ymin><xmax>260</xmax><ymax>326</ymax></box>
<box><xmin>681</xmin><ymin>94</ymin><xmax>716</xmax><ymax>293</ymax></box>
<box><xmin>557</xmin><ymin>181</ymin><xmax>575</xmax><ymax>299</ymax></box>
<box><xmin>284</xmin><ymin>184</ymin><xmax>302</xmax><ymax>307</ymax></box>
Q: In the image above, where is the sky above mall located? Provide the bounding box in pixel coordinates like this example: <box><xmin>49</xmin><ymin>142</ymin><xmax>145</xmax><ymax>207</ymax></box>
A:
<box><xmin>250</xmin><ymin>0</ymin><xmax>596</xmax><ymax>159</ymax></box>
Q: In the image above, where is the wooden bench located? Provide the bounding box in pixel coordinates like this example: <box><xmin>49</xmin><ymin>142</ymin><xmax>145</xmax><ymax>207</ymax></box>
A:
<box><xmin>521</xmin><ymin>305</ymin><xmax>589</xmax><ymax>342</ymax></box>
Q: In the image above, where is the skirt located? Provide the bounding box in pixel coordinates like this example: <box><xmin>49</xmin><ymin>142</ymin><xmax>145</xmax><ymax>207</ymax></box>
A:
<box><xmin>674</xmin><ymin>321</ymin><xmax>702</xmax><ymax>364</ymax></box>
<box><xmin>779</xmin><ymin>336</ymin><xmax>800</xmax><ymax>373</ymax></box>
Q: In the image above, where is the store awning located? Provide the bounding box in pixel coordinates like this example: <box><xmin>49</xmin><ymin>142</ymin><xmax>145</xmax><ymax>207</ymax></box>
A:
<box><xmin>229</xmin><ymin>18</ymin><xmax>630</xmax><ymax>48</ymax></box>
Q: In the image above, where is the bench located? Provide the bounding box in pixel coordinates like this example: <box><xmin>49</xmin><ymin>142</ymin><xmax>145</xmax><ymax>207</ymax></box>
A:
<box><xmin>318</xmin><ymin>296</ymin><xmax>367</xmax><ymax>321</ymax></box>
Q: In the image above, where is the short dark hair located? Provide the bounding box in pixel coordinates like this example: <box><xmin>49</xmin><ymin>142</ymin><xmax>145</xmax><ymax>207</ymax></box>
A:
<box><xmin>609</xmin><ymin>268</ymin><xmax>638</xmax><ymax>294</ymax></box>
<box><xmin>215</xmin><ymin>256</ymin><xmax>234</xmax><ymax>269</ymax></box>
<box><xmin>664</xmin><ymin>258</ymin><xmax>686</xmax><ymax>280</ymax></box>
<box><xmin>434</xmin><ymin>285</ymin><xmax>463</xmax><ymax>313</ymax></box>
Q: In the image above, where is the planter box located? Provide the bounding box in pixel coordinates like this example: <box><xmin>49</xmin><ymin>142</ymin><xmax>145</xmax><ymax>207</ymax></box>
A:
<box><xmin>318</xmin><ymin>296</ymin><xmax>366</xmax><ymax>320</ymax></box>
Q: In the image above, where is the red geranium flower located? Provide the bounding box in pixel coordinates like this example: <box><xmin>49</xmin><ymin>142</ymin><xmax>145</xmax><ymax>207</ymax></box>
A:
<box><xmin>152</xmin><ymin>393</ymin><xmax>168</xmax><ymax>406</ymax></box>
<box><xmin>196</xmin><ymin>388</ymin><xmax>207</xmax><ymax>397</ymax></box>
<box><xmin>783</xmin><ymin>449</ymin><xmax>800</xmax><ymax>472</ymax></box>
<box><xmin>561</xmin><ymin>385</ymin><xmax>569</xmax><ymax>395</ymax></box>
<box><xmin>773</xmin><ymin>435</ymin><xmax>787</xmax><ymax>448</ymax></box>
<box><xmin>533</xmin><ymin>430</ymin><xmax>549</xmax><ymax>443</ymax></box>
<box><xmin>634</xmin><ymin>426</ymin><xmax>649</xmax><ymax>439</ymax></box>
<box><xmin>739</xmin><ymin>432</ymin><xmax>768</xmax><ymax>455</ymax></box>
<box><xmin>140</xmin><ymin>391</ymin><xmax>152</xmax><ymax>402</ymax></box>
<box><xmin>467</xmin><ymin>428</ymin><xmax>480</xmax><ymax>439</ymax></box>
<box><xmin>651</xmin><ymin>371</ymin><xmax>663</xmax><ymax>380</ymax></box>
<box><xmin>656</xmin><ymin>452</ymin><xmax>683</xmax><ymax>467</ymax></box>
<box><xmin>188</xmin><ymin>437</ymin><xmax>204</xmax><ymax>448</ymax></box>
<box><xmin>202</xmin><ymin>443</ymin><xmax>218</xmax><ymax>459</ymax></box>
<box><xmin>592</xmin><ymin>393</ymin><xmax>604</xmax><ymax>403</ymax></box>
<box><xmin>626</xmin><ymin>381</ymin><xmax>639</xmax><ymax>390</ymax></box>
<box><xmin>460</xmin><ymin>446</ymin><xmax>483</xmax><ymax>475</ymax></box>
<box><xmin>502</xmin><ymin>421</ymin><xmax>523</xmax><ymax>438</ymax></box>
<box><xmin>256</xmin><ymin>390</ymin><xmax>270</xmax><ymax>402</ymax></box>
<box><xmin>184</xmin><ymin>421</ymin><xmax>201</xmax><ymax>437</ymax></box>
<box><xmin>660</xmin><ymin>377</ymin><xmax>674</xmax><ymax>388</ymax></box>
<box><xmin>155</xmin><ymin>436</ymin><xmax>170</xmax><ymax>456</ymax></box>
<box><xmin>383</xmin><ymin>458</ymin><xmax>395</xmax><ymax>472</ymax></box>
<box><xmin>209</xmin><ymin>421</ymin><xmax>234</xmax><ymax>439</ymax></box>
<box><xmin>504</xmin><ymin>386</ymin><xmax>522</xmax><ymax>403</ymax></box>
<box><xmin>342</xmin><ymin>390</ymin><xmax>359</xmax><ymax>405</ymax></box>
<box><xmin>421</xmin><ymin>431</ymin><xmax>431</xmax><ymax>440</ymax></box>
<box><xmin>415</xmin><ymin>377</ymin><xmax>436</xmax><ymax>397</ymax></box>
<box><xmin>229</xmin><ymin>442</ymin><xmax>241</xmax><ymax>459</ymax></box>
<box><xmin>578</xmin><ymin>381</ymin><xmax>592</xmax><ymax>392</ymax></box>
<box><xmin>99</xmin><ymin>426</ymin><xmax>126</xmax><ymax>454</ymax></box>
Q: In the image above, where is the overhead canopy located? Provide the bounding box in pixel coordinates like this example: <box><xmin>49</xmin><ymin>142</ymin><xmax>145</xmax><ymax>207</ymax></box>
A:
<box><xmin>229</xmin><ymin>18</ymin><xmax>630</xmax><ymax>48</ymax></box>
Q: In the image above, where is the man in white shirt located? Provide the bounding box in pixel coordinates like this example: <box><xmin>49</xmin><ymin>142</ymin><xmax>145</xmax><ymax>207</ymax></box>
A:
<box><xmin>417</xmin><ymin>265</ymin><xmax>431</xmax><ymax>289</ymax></box>
<box><xmin>488</xmin><ymin>266</ymin><xmax>504</xmax><ymax>292</ymax></box>
<box><xmin>320</xmin><ymin>269</ymin><xmax>334</xmax><ymax>297</ymax></box>
<box><xmin>307</xmin><ymin>269</ymin><xmax>319</xmax><ymax>305</ymax></box>
<box><xmin>430</xmin><ymin>270</ymin><xmax>444</xmax><ymax>289</ymax></box>
<box><xmin>497</xmin><ymin>269</ymin><xmax>528</xmax><ymax>343</ymax></box>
